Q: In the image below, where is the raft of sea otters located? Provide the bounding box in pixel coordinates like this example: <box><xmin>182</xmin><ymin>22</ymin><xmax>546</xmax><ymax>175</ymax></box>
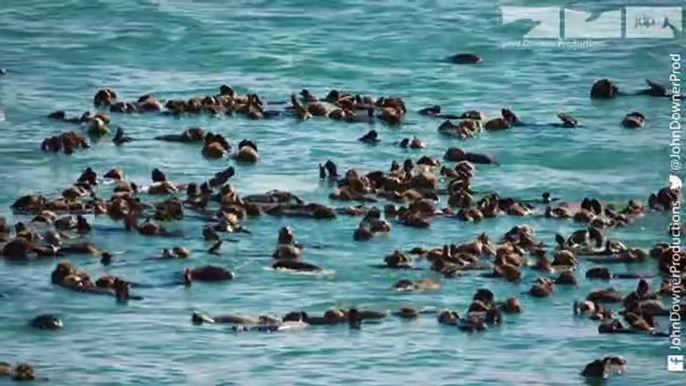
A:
<box><xmin>1</xmin><ymin>72</ymin><xmax>683</xmax><ymax>381</ymax></box>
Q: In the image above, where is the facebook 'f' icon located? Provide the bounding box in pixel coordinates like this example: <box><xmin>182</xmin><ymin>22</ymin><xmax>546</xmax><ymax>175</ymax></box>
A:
<box><xmin>668</xmin><ymin>355</ymin><xmax>684</xmax><ymax>372</ymax></box>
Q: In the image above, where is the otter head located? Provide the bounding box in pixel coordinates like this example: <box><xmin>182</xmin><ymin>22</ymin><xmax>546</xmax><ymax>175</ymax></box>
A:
<box><xmin>396</xmin><ymin>306</ymin><xmax>419</xmax><ymax>319</ymax></box>
<box><xmin>501</xmin><ymin>108</ymin><xmax>519</xmax><ymax>124</ymax></box>
<box><xmin>328</xmin><ymin>109</ymin><xmax>346</xmax><ymax>120</ymax></box>
<box><xmin>324</xmin><ymin>160</ymin><xmax>338</xmax><ymax>178</ymax></box>
<box><xmin>151</xmin><ymin>168</ymin><xmax>167</xmax><ymax>183</ymax></box>
<box><xmin>113</xmin><ymin>278</ymin><xmax>130</xmax><ymax>302</ymax></box>
<box><xmin>438</xmin><ymin>310</ymin><xmax>459</xmax><ymax>325</ymax></box>
<box><xmin>283</xmin><ymin>311</ymin><xmax>308</xmax><ymax>323</ymax></box>
<box><xmin>278</xmin><ymin>226</ymin><xmax>295</xmax><ymax>245</ymax></box>
<box><xmin>238</xmin><ymin>139</ymin><xmax>258</xmax><ymax>152</ymax></box>
<box><xmin>590</xmin><ymin>78</ymin><xmax>619</xmax><ymax>99</ymax></box>
<box><xmin>581</xmin><ymin>359</ymin><xmax>607</xmax><ymax>378</ymax></box>
<box><xmin>192</xmin><ymin>312</ymin><xmax>215</xmax><ymax>325</ymax></box>
<box><xmin>393</xmin><ymin>279</ymin><xmax>415</xmax><ymax>291</ymax></box>
<box><xmin>100</xmin><ymin>252</ymin><xmax>112</xmax><ymax>266</ymax></box>
<box><xmin>636</xmin><ymin>279</ymin><xmax>650</xmax><ymax>297</ymax></box>
<box><xmin>29</xmin><ymin>314</ymin><xmax>63</xmax><ymax>330</ymax></box>
<box><xmin>173</xmin><ymin>247</ymin><xmax>190</xmax><ymax>258</ymax></box>
<box><xmin>219</xmin><ymin>84</ymin><xmax>235</xmax><ymax>97</ymax></box>
<box><xmin>586</xmin><ymin>267</ymin><xmax>611</xmax><ymax>280</ymax></box>
<box><xmin>503</xmin><ymin>297</ymin><xmax>522</xmax><ymax>313</ymax></box>
<box><xmin>603</xmin><ymin>355</ymin><xmax>626</xmax><ymax>367</ymax></box>
<box><xmin>324</xmin><ymin>89</ymin><xmax>341</xmax><ymax>103</ymax></box>
<box><xmin>51</xmin><ymin>260</ymin><xmax>76</xmax><ymax>284</ymax></box>
<box><xmin>347</xmin><ymin>308</ymin><xmax>362</xmax><ymax>329</ymax></box>
<box><xmin>472</xmin><ymin>288</ymin><xmax>495</xmax><ymax>305</ymax></box>
<box><xmin>555</xmin><ymin>271</ymin><xmax>578</xmax><ymax>285</ymax></box>
<box><xmin>323</xmin><ymin>309</ymin><xmax>346</xmax><ymax>324</ymax></box>
<box><xmin>11</xmin><ymin>363</ymin><xmax>35</xmax><ymax>381</ymax></box>
<box><xmin>468</xmin><ymin>300</ymin><xmax>490</xmax><ymax>313</ymax></box>
<box><xmin>385</xmin><ymin>250</ymin><xmax>410</xmax><ymax>268</ymax></box>
<box><xmin>235</xmin><ymin>145</ymin><xmax>259</xmax><ymax>163</ymax></box>
<box><xmin>93</xmin><ymin>88</ymin><xmax>117</xmax><ymax>106</ymax></box>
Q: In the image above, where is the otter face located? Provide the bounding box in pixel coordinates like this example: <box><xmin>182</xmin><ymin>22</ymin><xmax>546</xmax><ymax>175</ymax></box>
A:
<box><xmin>393</xmin><ymin>279</ymin><xmax>415</xmax><ymax>291</ymax></box>
<box><xmin>468</xmin><ymin>300</ymin><xmax>489</xmax><ymax>313</ymax></box>
<box><xmin>396</xmin><ymin>307</ymin><xmax>419</xmax><ymax>319</ymax></box>
<box><xmin>353</xmin><ymin>226</ymin><xmax>373</xmax><ymax>241</ymax></box>
<box><xmin>384</xmin><ymin>250</ymin><xmax>410</xmax><ymax>268</ymax></box>
<box><xmin>192</xmin><ymin>312</ymin><xmax>214</xmax><ymax>325</ymax></box>
<box><xmin>11</xmin><ymin>363</ymin><xmax>35</xmax><ymax>381</ymax></box>
<box><xmin>173</xmin><ymin>247</ymin><xmax>190</xmax><ymax>258</ymax></box>
<box><xmin>283</xmin><ymin>311</ymin><xmax>308</xmax><ymax>322</ymax></box>
<box><xmin>278</xmin><ymin>227</ymin><xmax>295</xmax><ymax>245</ymax></box>
<box><xmin>503</xmin><ymin>297</ymin><xmax>522</xmax><ymax>313</ymax></box>
<box><xmin>552</xmin><ymin>250</ymin><xmax>577</xmax><ymax>267</ymax></box>
<box><xmin>322</xmin><ymin>309</ymin><xmax>345</xmax><ymax>324</ymax></box>
<box><xmin>581</xmin><ymin>359</ymin><xmax>607</xmax><ymax>378</ymax></box>
<box><xmin>622</xmin><ymin>112</ymin><xmax>645</xmax><ymax>128</ymax></box>
<box><xmin>636</xmin><ymin>279</ymin><xmax>650</xmax><ymax>296</ymax></box>
<box><xmin>473</xmin><ymin>288</ymin><xmax>495</xmax><ymax>305</ymax></box>
<box><xmin>590</xmin><ymin>79</ymin><xmax>618</xmax><ymax>99</ymax></box>
<box><xmin>555</xmin><ymin>271</ymin><xmax>578</xmax><ymax>285</ymax></box>
<box><xmin>586</xmin><ymin>267</ymin><xmax>611</xmax><ymax>280</ymax></box>
<box><xmin>438</xmin><ymin>310</ymin><xmax>459</xmax><ymax>325</ymax></box>
<box><xmin>94</xmin><ymin>88</ymin><xmax>117</xmax><ymax>106</ymax></box>
<box><xmin>29</xmin><ymin>314</ymin><xmax>63</xmax><ymax>330</ymax></box>
<box><xmin>235</xmin><ymin>146</ymin><xmax>259</xmax><ymax>163</ymax></box>
<box><xmin>202</xmin><ymin>142</ymin><xmax>227</xmax><ymax>159</ymax></box>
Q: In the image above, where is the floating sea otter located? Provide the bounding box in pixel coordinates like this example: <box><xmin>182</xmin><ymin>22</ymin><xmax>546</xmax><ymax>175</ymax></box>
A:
<box><xmin>447</xmin><ymin>53</ymin><xmax>482</xmax><ymax>64</ymax></box>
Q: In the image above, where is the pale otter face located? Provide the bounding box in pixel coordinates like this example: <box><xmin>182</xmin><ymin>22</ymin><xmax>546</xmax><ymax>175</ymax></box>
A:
<box><xmin>438</xmin><ymin>310</ymin><xmax>459</xmax><ymax>324</ymax></box>
<box><xmin>505</xmin><ymin>297</ymin><xmax>521</xmax><ymax>312</ymax></box>
<box><xmin>394</xmin><ymin>280</ymin><xmax>415</xmax><ymax>291</ymax></box>
<box><xmin>323</xmin><ymin>309</ymin><xmax>345</xmax><ymax>323</ymax></box>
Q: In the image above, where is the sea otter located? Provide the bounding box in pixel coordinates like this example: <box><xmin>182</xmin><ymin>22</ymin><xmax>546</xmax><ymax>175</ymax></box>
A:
<box><xmin>448</xmin><ymin>53</ymin><xmax>482</xmax><ymax>64</ymax></box>
<box><xmin>28</xmin><ymin>314</ymin><xmax>63</xmax><ymax>330</ymax></box>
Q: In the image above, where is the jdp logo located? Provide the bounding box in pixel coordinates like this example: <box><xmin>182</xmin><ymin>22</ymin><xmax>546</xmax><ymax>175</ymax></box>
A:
<box><xmin>500</xmin><ymin>6</ymin><xmax>683</xmax><ymax>39</ymax></box>
<box><xmin>668</xmin><ymin>355</ymin><xmax>684</xmax><ymax>372</ymax></box>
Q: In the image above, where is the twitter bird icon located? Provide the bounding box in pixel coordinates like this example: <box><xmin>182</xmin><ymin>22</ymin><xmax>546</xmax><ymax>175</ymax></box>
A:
<box><xmin>670</xmin><ymin>174</ymin><xmax>682</xmax><ymax>190</ymax></box>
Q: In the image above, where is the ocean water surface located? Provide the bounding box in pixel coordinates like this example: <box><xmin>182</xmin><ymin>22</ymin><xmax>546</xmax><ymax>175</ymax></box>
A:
<box><xmin>0</xmin><ymin>0</ymin><xmax>684</xmax><ymax>385</ymax></box>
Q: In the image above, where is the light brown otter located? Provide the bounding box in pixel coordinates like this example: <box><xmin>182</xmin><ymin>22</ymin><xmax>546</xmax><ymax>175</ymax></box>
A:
<box><xmin>235</xmin><ymin>142</ymin><xmax>259</xmax><ymax>163</ymax></box>
<box><xmin>529</xmin><ymin>277</ymin><xmax>555</xmax><ymax>298</ymax></box>
<box><xmin>393</xmin><ymin>278</ymin><xmax>440</xmax><ymax>291</ymax></box>
<box><xmin>93</xmin><ymin>88</ymin><xmax>118</xmax><ymax>106</ymax></box>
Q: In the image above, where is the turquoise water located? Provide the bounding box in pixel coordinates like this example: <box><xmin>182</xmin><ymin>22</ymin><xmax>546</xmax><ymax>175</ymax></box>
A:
<box><xmin>0</xmin><ymin>0</ymin><xmax>684</xmax><ymax>384</ymax></box>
